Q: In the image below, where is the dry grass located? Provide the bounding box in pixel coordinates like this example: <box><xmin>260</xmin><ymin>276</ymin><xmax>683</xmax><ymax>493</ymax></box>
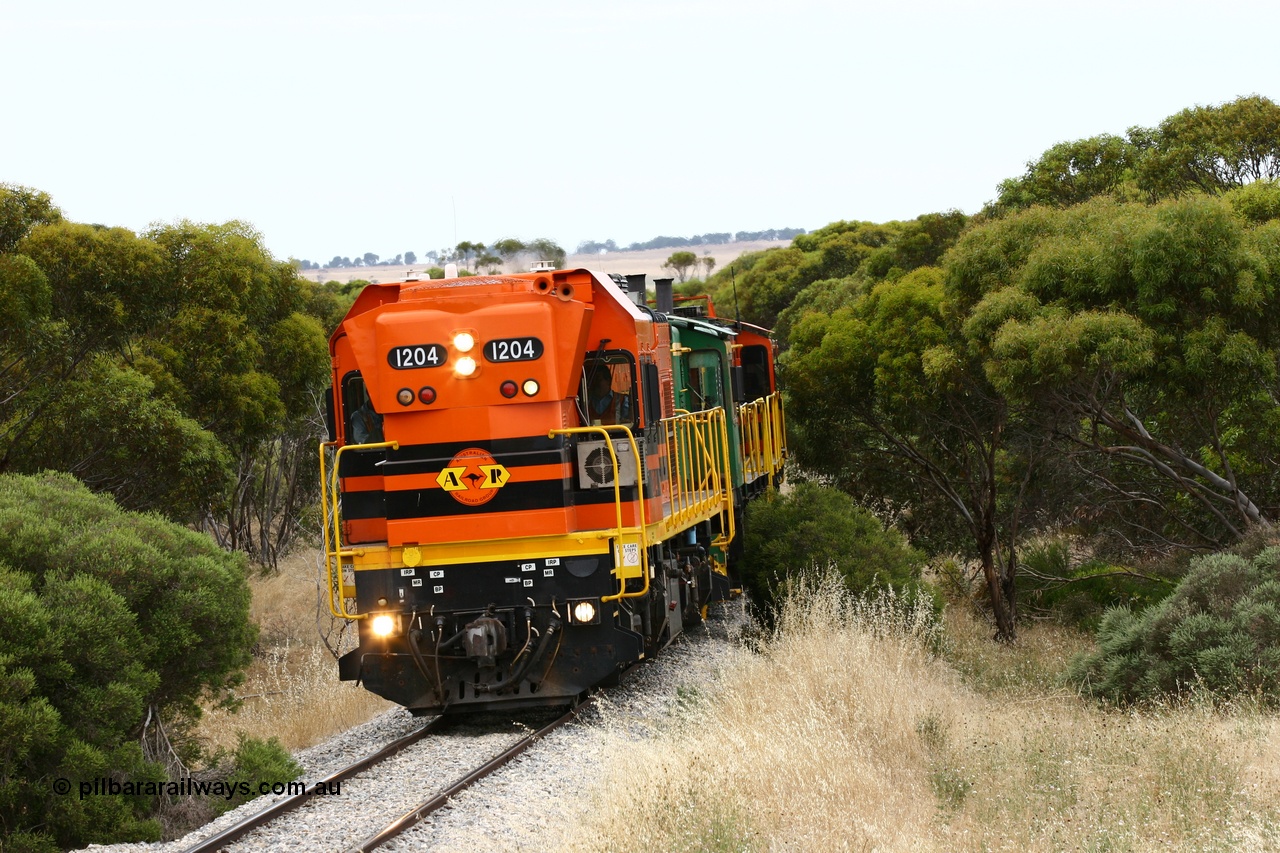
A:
<box><xmin>567</xmin><ymin>576</ymin><xmax>1280</xmax><ymax>852</ymax></box>
<box><xmin>197</xmin><ymin>549</ymin><xmax>393</xmax><ymax>757</ymax></box>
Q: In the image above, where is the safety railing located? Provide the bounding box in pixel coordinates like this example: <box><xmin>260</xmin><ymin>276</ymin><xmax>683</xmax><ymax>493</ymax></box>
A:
<box><xmin>547</xmin><ymin>425</ymin><xmax>649</xmax><ymax>603</ymax></box>
<box><xmin>319</xmin><ymin>438</ymin><xmax>399</xmax><ymax>621</ymax></box>
<box><xmin>662</xmin><ymin>407</ymin><xmax>735</xmax><ymax>547</ymax></box>
<box><xmin>738</xmin><ymin>391</ymin><xmax>787</xmax><ymax>486</ymax></box>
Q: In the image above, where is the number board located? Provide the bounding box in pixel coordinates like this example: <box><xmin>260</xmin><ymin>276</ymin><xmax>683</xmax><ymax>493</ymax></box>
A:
<box><xmin>388</xmin><ymin>344</ymin><xmax>446</xmax><ymax>370</ymax></box>
<box><xmin>484</xmin><ymin>337</ymin><xmax>544</xmax><ymax>363</ymax></box>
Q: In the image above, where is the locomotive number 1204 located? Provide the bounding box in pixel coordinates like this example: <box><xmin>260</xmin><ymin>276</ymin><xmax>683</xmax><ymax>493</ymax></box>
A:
<box><xmin>484</xmin><ymin>337</ymin><xmax>543</xmax><ymax>363</ymax></box>
<box><xmin>388</xmin><ymin>344</ymin><xmax>446</xmax><ymax>369</ymax></box>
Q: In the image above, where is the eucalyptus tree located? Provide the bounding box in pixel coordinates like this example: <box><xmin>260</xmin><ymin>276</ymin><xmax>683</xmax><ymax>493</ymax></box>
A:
<box><xmin>662</xmin><ymin>250</ymin><xmax>698</xmax><ymax>282</ymax></box>
<box><xmin>527</xmin><ymin>237</ymin><xmax>566</xmax><ymax>267</ymax></box>
<box><xmin>985</xmin><ymin>134</ymin><xmax>1137</xmax><ymax>216</ymax></box>
<box><xmin>786</xmin><ymin>267</ymin><xmax>1024</xmax><ymax>640</ymax></box>
<box><xmin>1132</xmin><ymin>94</ymin><xmax>1280</xmax><ymax>199</ymax></box>
<box><xmin>3</xmin><ymin>205</ymin><xmax>330</xmax><ymax>564</ymax></box>
<box><xmin>953</xmin><ymin>193</ymin><xmax>1280</xmax><ymax>549</ymax></box>
<box><xmin>491</xmin><ymin>237</ymin><xmax>526</xmax><ymax>268</ymax></box>
<box><xmin>142</xmin><ymin>220</ymin><xmax>330</xmax><ymax>563</ymax></box>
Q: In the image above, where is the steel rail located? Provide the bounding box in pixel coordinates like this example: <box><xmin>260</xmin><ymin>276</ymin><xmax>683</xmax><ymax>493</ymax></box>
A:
<box><xmin>350</xmin><ymin>700</ymin><xmax>592</xmax><ymax>851</ymax></box>
<box><xmin>182</xmin><ymin>716</ymin><xmax>448</xmax><ymax>853</ymax></box>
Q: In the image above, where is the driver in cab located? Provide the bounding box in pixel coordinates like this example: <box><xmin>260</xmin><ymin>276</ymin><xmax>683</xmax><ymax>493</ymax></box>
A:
<box><xmin>587</xmin><ymin>371</ymin><xmax>631</xmax><ymax>426</ymax></box>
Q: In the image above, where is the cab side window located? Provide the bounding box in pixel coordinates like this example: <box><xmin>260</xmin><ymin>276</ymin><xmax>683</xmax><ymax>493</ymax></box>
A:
<box><xmin>578</xmin><ymin>355</ymin><xmax>635</xmax><ymax>427</ymax></box>
<box><xmin>686</xmin><ymin>351</ymin><xmax>723</xmax><ymax>411</ymax></box>
<box><xmin>741</xmin><ymin>344</ymin><xmax>772</xmax><ymax>401</ymax></box>
<box><xmin>342</xmin><ymin>373</ymin><xmax>383</xmax><ymax>445</ymax></box>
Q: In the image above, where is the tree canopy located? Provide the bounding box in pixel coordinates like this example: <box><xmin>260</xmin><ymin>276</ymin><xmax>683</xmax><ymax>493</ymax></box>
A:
<box><xmin>986</xmin><ymin>95</ymin><xmax>1280</xmax><ymax>216</ymax></box>
<box><xmin>955</xmin><ymin>194</ymin><xmax>1280</xmax><ymax>546</ymax></box>
<box><xmin>697</xmin><ymin>212</ymin><xmax>969</xmax><ymax>344</ymax></box>
<box><xmin>775</xmin><ymin>96</ymin><xmax>1280</xmax><ymax>641</ymax></box>
<box><xmin>662</xmin><ymin>250</ymin><xmax>699</xmax><ymax>282</ymax></box>
<box><xmin>0</xmin><ymin>184</ymin><xmax>333</xmax><ymax>566</ymax></box>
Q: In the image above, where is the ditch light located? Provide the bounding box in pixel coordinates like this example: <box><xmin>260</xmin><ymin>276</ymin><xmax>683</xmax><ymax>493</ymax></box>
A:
<box><xmin>568</xmin><ymin>598</ymin><xmax>600</xmax><ymax>625</ymax></box>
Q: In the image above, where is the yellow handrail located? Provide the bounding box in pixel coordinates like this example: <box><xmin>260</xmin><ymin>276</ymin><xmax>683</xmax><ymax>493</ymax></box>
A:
<box><xmin>319</xmin><ymin>438</ymin><xmax>399</xmax><ymax>620</ymax></box>
<box><xmin>738</xmin><ymin>392</ymin><xmax>787</xmax><ymax>485</ymax></box>
<box><xmin>715</xmin><ymin>407</ymin><xmax>736</xmax><ymax>547</ymax></box>
<box><xmin>548</xmin><ymin>425</ymin><xmax>649</xmax><ymax>602</ymax></box>
<box><xmin>659</xmin><ymin>407</ymin><xmax>735</xmax><ymax>547</ymax></box>
<box><xmin>319</xmin><ymin>406</ymin><xmax>746</xmax><ymax>615</ymax></box>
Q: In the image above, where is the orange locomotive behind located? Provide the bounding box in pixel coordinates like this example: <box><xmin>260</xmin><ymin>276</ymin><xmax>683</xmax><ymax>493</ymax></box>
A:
<box><xmin>321</xmin><ymin>268</ymin><xmax>739</xmax><ymax>714</ymax></box>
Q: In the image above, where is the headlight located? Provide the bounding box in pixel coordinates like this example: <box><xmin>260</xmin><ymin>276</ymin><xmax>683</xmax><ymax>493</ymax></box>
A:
<box><xmin>453</xmin><ymin>332</ymin><xmax>475</xmax><ymax>353</ymax></box>
<box><xmin>569</xmin><ymin>599</ymin><xmax>600</xmax><ymax>625</ymax></box>
<box><xmin>371</xmin><ymin>614</ymin><xmax>396</xmax><ymax>637</ymax></box>
<box><xmin>455</xmin><ymin>356</ymin><xmax>477</xmax><ymax>377</ymax></box>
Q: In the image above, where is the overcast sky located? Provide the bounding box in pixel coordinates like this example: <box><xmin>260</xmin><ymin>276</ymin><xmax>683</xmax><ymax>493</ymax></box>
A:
<box><xmin>4</xmin><ymin>1</ymin><xmax>1276</xmax><ymax>263</ymax></box>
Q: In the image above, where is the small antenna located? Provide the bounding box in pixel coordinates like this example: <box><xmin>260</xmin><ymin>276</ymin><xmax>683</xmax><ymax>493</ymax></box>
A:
<box><xmin>731</xmin><ymin>264</ymin><xmax>741</xmax><ymax>328</ymax></box>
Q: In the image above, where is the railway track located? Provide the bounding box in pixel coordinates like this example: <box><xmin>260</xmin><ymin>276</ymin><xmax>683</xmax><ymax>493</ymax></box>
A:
<box><xmin>350</xmin><ymin>704</ymin><xmax>580</xmax><ymax>851</ymax></box>
<box><xmin>181</xmin><ymin>700</ymin><xmax>593</xmax><ymax>852</ymax></box>
<box><xmin>149</xmin><ymin>602</ymin><xmax>746</xmax><ymax>853</ymax></box>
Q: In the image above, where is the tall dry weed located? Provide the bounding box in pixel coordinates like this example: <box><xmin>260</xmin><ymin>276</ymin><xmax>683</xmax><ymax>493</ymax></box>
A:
<box><xmin>567</xmin><ymin>572</ymin><xmax>1280</xmax><ymax>851</ymax></box>
<box><xmin>572</xmin><ymin>574</ymin><xmax>948</xmax><ymax>851</ymax></box>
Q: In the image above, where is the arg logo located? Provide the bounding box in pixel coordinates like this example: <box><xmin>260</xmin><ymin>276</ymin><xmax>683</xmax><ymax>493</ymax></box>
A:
<box><xmin>436</xmin><ymin>447</ymin><xmax>511</xmax><ymax>507</ymax></box>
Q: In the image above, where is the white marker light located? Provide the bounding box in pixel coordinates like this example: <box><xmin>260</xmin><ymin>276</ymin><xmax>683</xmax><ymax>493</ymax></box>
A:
<box><xmin>522</xmin><ymin>379</ymin><xmax>540</xmax><ymax>396</ymax></box>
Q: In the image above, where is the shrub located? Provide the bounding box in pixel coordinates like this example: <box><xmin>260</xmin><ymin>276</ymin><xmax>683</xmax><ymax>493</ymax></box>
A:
<box><xmin>1068</xmin><ymin>546</ymin><xmax>1280</xmax><ymax>705</ymax></box>
<box><xmin>215</xmin><ymin>734</ymin><xmax>304</xmax><ymax>815</ymax></box>
<box><xmin>740</xmin><ymin>482</ymin><xmax>929</xmax><ymax>621</ymax></box>
<box><xmin>1017</xmin><ymin>537</ymin><xmax>1173</xmax><ymax>631</ymax></box>
<box><xmin>0</xmin><ymin>472</ymin><xmax>257</xmax><ymax>850</ymax></box>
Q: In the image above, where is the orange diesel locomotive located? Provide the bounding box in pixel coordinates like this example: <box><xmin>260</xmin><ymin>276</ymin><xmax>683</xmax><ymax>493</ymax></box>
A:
<box><xmin>321</xmin><ymin>269</ymin><xmax>785</xmax><ymax>714</ymax></box>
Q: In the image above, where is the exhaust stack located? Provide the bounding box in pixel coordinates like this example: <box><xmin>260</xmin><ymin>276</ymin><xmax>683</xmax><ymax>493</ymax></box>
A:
<box><xmin>654</xmin><ymin>277</ymin><xmax>674</xmax><ymax>314</ymax></box>
<box><xmin>625</xmin><ymin>274</ymin><xmax>647</xmax><ymax>307</ymax></box>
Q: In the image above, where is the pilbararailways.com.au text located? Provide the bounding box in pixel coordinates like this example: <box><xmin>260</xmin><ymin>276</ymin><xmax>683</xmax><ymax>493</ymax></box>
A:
<box><xmin>56</xmin><ymin>777</ymin><xmax>343</xmax><ymax>800</ymax></box>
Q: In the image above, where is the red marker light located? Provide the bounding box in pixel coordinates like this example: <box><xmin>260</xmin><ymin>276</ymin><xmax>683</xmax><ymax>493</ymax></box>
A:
<box><xmin>418</xmin><ymin>386</ymin><xmax>437</xmax><ymax>404</ymax></box>
<box><xmin>500</xmin><ymin>380</ymin><xmax>518</xmax><ymax>399</ymax></box>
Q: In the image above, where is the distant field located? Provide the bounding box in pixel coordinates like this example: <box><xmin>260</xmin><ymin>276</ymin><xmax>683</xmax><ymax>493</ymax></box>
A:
<box><xmin>297</xmin><ymin>240</ymin><xmax>791</xmax><ymax>285</ymax></box>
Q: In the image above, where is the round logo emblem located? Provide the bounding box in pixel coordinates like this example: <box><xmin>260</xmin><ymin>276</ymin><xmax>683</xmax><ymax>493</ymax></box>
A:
<box><xmin>435</xmin><ymin>447</ymin><xmax>511</xmax><ymax>507</ymax></box>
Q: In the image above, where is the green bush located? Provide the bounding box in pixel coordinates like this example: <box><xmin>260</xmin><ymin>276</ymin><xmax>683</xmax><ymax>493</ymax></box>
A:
<box><xmin>1017</xmin><ymin>538</ymin><xmax>1173</xmax><ymax>631</ymax></box>
<box><xmin>0</xmin><ymin>472</ymin><xmax>257</xmax><ymax>850</ymax></box>
<box><xmin>740</xmin><ymin>482</ymin><xmax>930</xmax><ymax>621</ymax></box>
<box><xmin>1068</xmin><ymin>546</ymin><xmax>1280</xmax><ymax>705</ymax></box>
<box><xmin>215</xmin><ymin>734</ymin><xmax>304</xmax><ymax>815</ymax></box>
